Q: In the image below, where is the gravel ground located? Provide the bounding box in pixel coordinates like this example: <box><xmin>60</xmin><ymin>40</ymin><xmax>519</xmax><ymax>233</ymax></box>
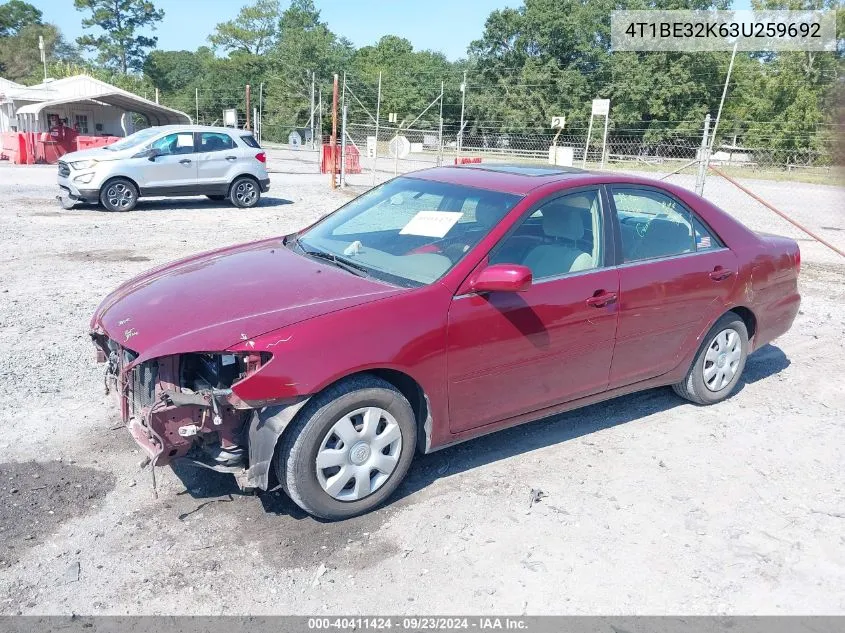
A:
<box><xmin>0</xmin><ymin>154</ymin><xmax>843</xmax><ymax>615</ymax></box>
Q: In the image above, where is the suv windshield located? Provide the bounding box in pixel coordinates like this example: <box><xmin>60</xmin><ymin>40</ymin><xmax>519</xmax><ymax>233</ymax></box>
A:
<box><xmin>297</xmin><ymin>177</ymin><xmax>521</xmax><ymax>286</ymax></box>
<box><xmin>105</xmin><ymin>127</ymin><xmax>162</xmax><ymax>151</ymax></box>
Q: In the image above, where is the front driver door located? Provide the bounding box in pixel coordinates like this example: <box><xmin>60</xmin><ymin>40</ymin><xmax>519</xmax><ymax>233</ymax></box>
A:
<box><xmin>447</xmin><ymin>188</ymin><xmax>620</xmax><ymax>433</ymax></box>
<box><xmin>137</xmin><ymin>131</ymin><xmax>198</xmax><ymax>192</ymax></box>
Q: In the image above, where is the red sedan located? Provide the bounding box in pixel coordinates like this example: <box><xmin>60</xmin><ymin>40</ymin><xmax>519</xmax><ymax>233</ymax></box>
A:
<box><xmin>90</xmin><ymin>165</ymin><xmax>801</xmax><ymax>519</ymax></box>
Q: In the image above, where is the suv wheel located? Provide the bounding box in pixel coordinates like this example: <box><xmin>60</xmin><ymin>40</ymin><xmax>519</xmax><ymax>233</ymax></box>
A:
<box><xmin>100</xmin><ymin>178</ymin><xmax>138</xmax><ymax>212</ymax></box>
<box><xmin>229</xmin><ymin>176</ymin><xmax>260</xmax><ymax>208</ymax></box>
<box><xmin>276</xmin><ymin>375</ymin><xmax>416</xmax><ymax>520</ymax></box>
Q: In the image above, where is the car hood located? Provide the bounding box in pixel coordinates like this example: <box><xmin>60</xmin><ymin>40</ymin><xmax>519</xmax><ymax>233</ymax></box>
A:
<box><xmin>91</xmin><ymin>238</ymin><xmax>405</xmax><ymax>362</ymax></box>
<box><xmin>62</xmin><ymin>146</ymin><xmax>129</xmax><ymax>163</ymax></box>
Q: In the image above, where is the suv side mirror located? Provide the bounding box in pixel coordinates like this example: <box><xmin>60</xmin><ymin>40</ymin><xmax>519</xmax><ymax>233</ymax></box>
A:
<box><xmin>470</xmin><ymin>264</ymin><xmax>533</xmax><ymax>293</ymax></box>
<box><xmin>133</xmin><ymin>147</ymin><xmax>162</xmax><ymax>161</ymax></box>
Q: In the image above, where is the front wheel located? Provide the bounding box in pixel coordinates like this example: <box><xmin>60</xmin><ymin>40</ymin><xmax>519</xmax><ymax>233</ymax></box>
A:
<box><xmin>672</xmin><ymin>312</ymin><xmax>749</xmax><ymax>405</ymax></box>
<box><xmin>276</xmin><ymin>376</ymin><xmax>416</xmax><ymax>520</ymax></box>
<box><xmin>100</xmin><ymin>178</ymin><xmax>138</xmax><ymax>212</ymax></box>
<box><xmin>229</xmin><ymin>176</ymin><xmax>260</xmax><ymax>208</ymax></box>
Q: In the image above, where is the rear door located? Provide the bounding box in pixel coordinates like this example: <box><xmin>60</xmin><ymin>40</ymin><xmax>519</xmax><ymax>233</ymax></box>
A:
<box><xmin>138</xmin><ymin>131</ymin><xmax>198</xmax><ymax>191</ymax></box>
<box><xmin>195</xmin><ymin>131</ymin><xmax>239</xmax><ymax>192</ymax></box>
<box><xmin>607</xmin><ymin>185</ymin><xmax>738</xmax><ymax>388</ymax></box>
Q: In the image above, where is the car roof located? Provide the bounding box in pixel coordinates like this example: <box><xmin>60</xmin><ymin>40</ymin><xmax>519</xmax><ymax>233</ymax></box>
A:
<box><xmin>407</xmin><ymin>163</ymin><xmax>666</xmax><ymax>196</ymax></box>
<box><xmin>146</xmin><ymin>124</ymin><xmax>257</xmax><ymax>135</ymax></box>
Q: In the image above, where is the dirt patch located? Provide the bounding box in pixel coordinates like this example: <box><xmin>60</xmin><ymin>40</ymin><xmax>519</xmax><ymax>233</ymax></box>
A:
<box><xmin>0</xmin><ymin>461</ymin><xmax>116</xmax><ymax>568</ymax></box>
<box><xmin>62</xmin><ymin>249</ymin><xmax>151</xmax><ymax>263</ymax></box>
<box><xmin>135</xmin><ymin>465</ymin><xmax>401</xmax><ymax>574</ymax></box>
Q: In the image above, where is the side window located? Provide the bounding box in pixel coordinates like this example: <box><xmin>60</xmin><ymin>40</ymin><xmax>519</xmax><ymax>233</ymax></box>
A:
<box><xmin>490</xmin><ymin>190</ymin><xmax>603</xmax><ymax>280</ymax></box>
<box><xmin>612</xmin><ymin>188</ymin><xmax>694</xmax><ymax>262</ymax></box>
<box><xmin>198</xmin><ymin>132</ymin><xmax>235</xmax><ymax>152</ymax></box>
<box><xmin>151</xmin><ymin>132</ymin><xmax>195</xmax><ymax>156</ymax></box>
<box><xmin>693</xmin><ymin>216</ymin><xmax>722</xmax><ymax>251</ymax></box>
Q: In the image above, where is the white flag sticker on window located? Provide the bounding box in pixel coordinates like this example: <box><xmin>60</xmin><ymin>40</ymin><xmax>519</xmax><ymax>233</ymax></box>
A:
<box><xmin>399</xmin><ymin>211</ymin><xmax>463</xmax><ymax>238</ymax></box>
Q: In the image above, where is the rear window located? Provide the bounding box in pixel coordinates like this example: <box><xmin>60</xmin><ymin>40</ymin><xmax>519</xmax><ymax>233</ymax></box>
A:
<box><xmin>241</xmin><ymin>135</ymin><xmax>261</xmax><ymax>148</ymax></box>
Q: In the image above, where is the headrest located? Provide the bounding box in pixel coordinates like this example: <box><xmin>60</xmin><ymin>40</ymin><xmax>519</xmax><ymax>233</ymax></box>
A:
<box><xmin>542</xmin><ymin>196</ymin><xmax>593</xmax><ymax>239</ymax></box>
<box><xmin>474</xmin><ymin>197</ymin><xmax>504</xmax><ymax>227</ymax></box>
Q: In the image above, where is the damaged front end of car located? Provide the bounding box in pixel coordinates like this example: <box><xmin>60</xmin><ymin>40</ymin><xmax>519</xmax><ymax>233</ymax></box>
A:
<box><xmin>91</xmin><ymin>331</ymin><xmax>307</xmax><ymax>492</ymax></box>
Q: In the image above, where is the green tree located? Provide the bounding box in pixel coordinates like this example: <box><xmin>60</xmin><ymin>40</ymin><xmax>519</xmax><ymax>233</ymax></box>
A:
<box><xmin>209</xmin><ymin>0</ymin><xmax>280</xmax><ymax>56</ymax></box>
<box><xmin>0</xmin><ymin>0</ymin><xmax>42</xmax><ymax>37</ymax></box>
<box><xmin>73</xmin><ymin>0</ymin><xmax>164</xmax><ymax>74</ymax></box>
<box><xmin>0</xmin><ymin>22</ymin><xmax>79</xmax><ymax>82</ymax></box>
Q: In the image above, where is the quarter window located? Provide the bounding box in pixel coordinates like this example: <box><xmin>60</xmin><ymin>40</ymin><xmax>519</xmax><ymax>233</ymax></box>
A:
<box><xmin>490</xmin><ymin>190</ymin><xmax>603</xmax><ymax>280</ymax></box>
<box><xmin>693</xmin><ymin>216</ymin><xmax>722</xmax><ymax>251</ymax></box>
<box><xmin>198</xmin><ymin>132</ymin><xmax>235</xmax><ymax>152</ymax></box>
<box><xmin>612</xmin><ymin>188</ymin><xmax>694</xmax><ymax>262</ymax></box>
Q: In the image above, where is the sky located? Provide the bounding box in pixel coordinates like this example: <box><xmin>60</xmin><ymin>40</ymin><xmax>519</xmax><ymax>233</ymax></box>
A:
<box><xmin>22</xmin><ymin>0</ymin><xmax>522</xmax><ymax>61</ymax></box>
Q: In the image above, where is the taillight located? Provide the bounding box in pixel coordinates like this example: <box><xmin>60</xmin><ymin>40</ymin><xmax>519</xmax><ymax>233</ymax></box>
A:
<box><xmin>255</xmin><ymin>152</ymin><xmax>266</xmax><ymax>163</ymax></box>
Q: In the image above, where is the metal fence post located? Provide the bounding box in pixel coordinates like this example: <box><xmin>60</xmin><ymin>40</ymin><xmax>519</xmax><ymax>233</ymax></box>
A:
<box><xmin>458</xmin><ymin>70</ymin><xmax>466</xmax><ymax>160</ymax></box>
<box><xmin>438</xmin><ymin>80</ymin><xmax>444</xmax><ymax>166</ymax></box>
<box><xmin>372</xmin><ymin>71</ymin><xmax>382</xmax><ymax>186</ymax></box>
<box><xmin>695</xmin><ymin>114</ymin><xmax>711</xmax><ymax>195</ymax></box>
<box><xmin>341</xmin><ymin>104</ymin><xmax>348</xmax><ymax>188</ymax></box>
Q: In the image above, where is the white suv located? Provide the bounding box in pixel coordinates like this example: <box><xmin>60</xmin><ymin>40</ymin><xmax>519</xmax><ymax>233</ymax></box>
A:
<box><xmin>57</xmin><ymin>125</ymin><xmax>270</xmax><ymax>211</ymax></box>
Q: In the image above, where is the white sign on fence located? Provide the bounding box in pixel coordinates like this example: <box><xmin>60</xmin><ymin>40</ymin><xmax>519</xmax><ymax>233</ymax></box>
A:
<box><xmin>592</xmin><ymin>99</ymin><xmax>610</xmax><ymax>116</ymax></box>
<box><xmin>366</xmin><ymin>136</ymin><xmax>377</xmax><ymax>158</ymax></box>
<box><xmin>223</xmin><ymin>108</ymin><xmax>237</xmax><ymax>127</ymax></box>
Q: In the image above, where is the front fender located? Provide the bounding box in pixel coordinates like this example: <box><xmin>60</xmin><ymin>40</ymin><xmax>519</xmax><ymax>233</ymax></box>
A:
<box><xmin>245</xmin><ymin>397</ymin><xmax>310</xmax><ymax>490</ymax></box>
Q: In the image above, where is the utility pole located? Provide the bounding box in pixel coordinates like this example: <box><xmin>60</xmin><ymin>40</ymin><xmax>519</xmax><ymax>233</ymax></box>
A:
<box><xmin>245</xmin><ymin>84</ymin><xmax>251</xmax><ymax>130</ymax></box>
<box><xmin>331</xmin><ymin>74</ymin><xmax>338</xmax><ymax>189</ymax></box>
<box><xmin>458</xmin><ymin>70</ymin><xmax>467</xmax><ymax>160</ymax></box>
<box><xmin>195</xmin><ymin>88</ymin><xmax>199</xmax><ymax>124</ymax></box>
<box><xmin>372</xmin><ymin>71</ymin><xmax>381</xmax><ymax>185</ymax></box>
<box><xmin>38</xmin><ymin>35</ymin><xmax>47</xmax><ymax>82</ymax></box>
<box><xmin>310</xmin><ymin>71</ymin><xmax>316</xmax><ymax>148</ymax></box>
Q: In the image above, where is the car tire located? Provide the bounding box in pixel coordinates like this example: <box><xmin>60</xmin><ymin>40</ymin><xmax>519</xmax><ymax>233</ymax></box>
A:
<box><xmin>672</xmin><ymin>312</ymin><xmax>749</xmax><ymax>405</ymax></box>
<box><xmin>206</xmin><ymin>194</ymin><xmax>227</xmax><ymax>201</ymax></box>
<box><xmin>99</xmin><ymin>178</ymin><xmax>138</xmax><ymax>212</ymax></box>
<box><xmin>276</xmin><ymin>375</ymin><xmax>416</xmax><ymax>520</ymax></box>
<box><xmin>229</xmin><ymin>176</ymin><xmax>260</xmax><ymax>208</ymax></box>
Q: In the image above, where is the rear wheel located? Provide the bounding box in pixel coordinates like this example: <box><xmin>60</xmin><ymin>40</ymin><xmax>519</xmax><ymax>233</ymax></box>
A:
<box><xmin>229</xmin><ymin>176</ymin><xmax>260</xmax><ymax>208</ymax></box>
<box><xmin>673</xmin><ymin>312</ymin><xmax>748</xmax><ymax>405</ymax></box>
<box><xmin>206</xmin><ymin>194</ymin><xmax>226</xmax><ymax>201</ymax></box>
<box><xmin>276</xmin><ymin>375</ymin><xmax>416</xmax><ymax>520</ymax></box>
<box><xmin>100</xmin><ymin>178</ymin><xmax>138</xmax><ymax>212</ymax></box>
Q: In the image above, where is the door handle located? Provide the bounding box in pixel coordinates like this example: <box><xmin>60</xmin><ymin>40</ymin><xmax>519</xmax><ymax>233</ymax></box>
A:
<box><xmin>709</xmin><ymin>267</ymin><xmax>733</xmax><ymax>281</ymax></box>
<box><xmin>586</xmin><ymin>291</ymin><xmax>618</xmax><ymax>308</ymax></box>
<box><xmin>225</xmin><ymin>156</ymin><xmax>237</xmax><ymax>161</ymax></box>
<box><xmin>179</xmin><ymin>159</ymin><xmax>192</xmax><ymax>165</ymax></box>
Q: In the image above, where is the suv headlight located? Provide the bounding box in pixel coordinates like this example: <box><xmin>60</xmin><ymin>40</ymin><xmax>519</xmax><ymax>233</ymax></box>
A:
<box><xmin>70</xmin><ymin>159</ymin><xmax>98</xmax><ymax>169</ymax></box>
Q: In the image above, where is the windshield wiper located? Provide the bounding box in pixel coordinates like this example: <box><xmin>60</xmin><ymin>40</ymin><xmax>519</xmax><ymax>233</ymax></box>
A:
<box><xmin>302</xmin><ymin>248</ymin><xmax>370</xmax><ymax>277</ymax></box>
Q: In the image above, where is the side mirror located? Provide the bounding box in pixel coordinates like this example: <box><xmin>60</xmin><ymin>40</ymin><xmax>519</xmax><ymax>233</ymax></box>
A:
<box><xmin>133</xmin><ymin>147</ymin><xmax>162</xmax><ymax>160</ymax></box>
<box><xmin>470</xmin><ymin>264</ymin><xmax>532</xmax><ymax>294</ymax></box>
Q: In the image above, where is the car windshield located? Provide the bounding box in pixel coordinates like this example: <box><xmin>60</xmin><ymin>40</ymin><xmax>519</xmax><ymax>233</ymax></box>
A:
<box><xmin>296</xmin><ymin>177</ymin><xmax>521</xmax><ymax>287</ymax></box>
<box><xmin>105</xmin><ymin>127</ymin><xmax>162</xmax><ymax>151</ymax></box>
